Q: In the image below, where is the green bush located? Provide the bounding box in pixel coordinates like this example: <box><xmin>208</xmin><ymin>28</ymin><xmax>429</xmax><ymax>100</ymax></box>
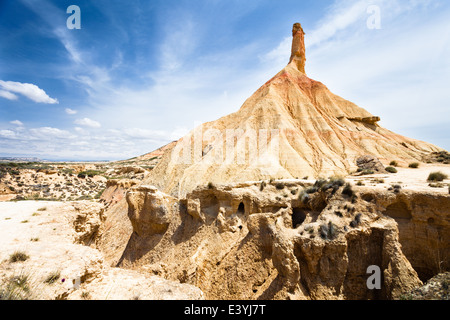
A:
<box><xmin>260</xmin><ymin>181</ymin><xmax>266</xmax><ymax>191</ymax></box>
<box><xmin>313</xmin><ymin>179</ymin><xmax>328</xmax><ymax>189</ymax></box>
<box><xmin>427</xmin><ymin>171</ymin><xmax>448</xmax><ymax>182</ymax></box>
<box><xmin>359</xmin><ymin>169</ymin><xmax>374</xmax><ymax>175</ymax></box>
<box><xmin>386</xmin><ymin>166</ymin><xmax>398</xmax><ymax>173</ymax></box>
<box><xmin>389</xmin><ymin>161</ymin><xmax>398</xmax><ymax>167</ymax></box>
<box><xmin>309</xmin><ymin>177</ymin><xmax>345</xmax><ymax>195</ymax></box>
<box><xmin>342</xmin><ymin>183</ymin><xmax>354</xmax><ymax>197</ymax></box>
<box><xmin>44</xmin><ymin>271</ymin><xmax>60</xmax><ymax>285</ymax></box>
<box><xmin>305</xmin><ymin>187</ymin><xmax>318</xmax><ymax>194</ymax></box>
<box><xmin>298</xmin><ymin>190</ymin><xmax>310</xmax><ymax>204</ymax></box>
<box><xmin>77</xmin><ymin>170</ymin><xmax>104</xmax><ymax>178</ymax></box>
<box><xmin>408</xmin><ymin>162</ymin><xmax>420</xmax><ymax>168</ymax></box>
<box><xmin>9</xmin><ymin>251</ymin><xmax>29</xmax><ymax>263</ymax></box>
<box><xmin>319</xmin><ymin>222</ymin><xmax>338</xmax><ymax>240</ymax></box>
<box><xmin>0</xmin><ymin>274</ymin><xmax>31</xmax><ymax>300</ymax></box>
<box><xmin>275</xmin><ymin>183</ymin><xmax>285</xmax><ymax>190</ymax></box>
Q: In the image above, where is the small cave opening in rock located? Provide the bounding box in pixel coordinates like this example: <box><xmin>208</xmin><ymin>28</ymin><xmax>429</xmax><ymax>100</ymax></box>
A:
<box><xmin>292</xmin><ymin>208</ymin><xmax>307</xmax><ymax>228</ymax></box>
<box><xmin>237</xmin><ymin>202</ymin><xmax>245</xmax><ymax>214</ymax></box>
<box><xmin>383</xmin><ymin>201</ymin><xmax>412</xmax><ymax>220</ymax></box>
<box><xmin>362</xmin><ymin>194</ymin><xmax>374</xmax><ymax>203</ymax></box>
<box><xmin>203</xmin><ymin>194</ymin><xmax>219</xmax><ymax>216</ymax></box>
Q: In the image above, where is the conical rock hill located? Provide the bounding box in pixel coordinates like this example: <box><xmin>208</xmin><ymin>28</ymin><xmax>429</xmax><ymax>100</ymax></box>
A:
<box><xmin>146</xmin><ymin>23</ymin><xmax>442</xmax><ymax>197</ymax></box>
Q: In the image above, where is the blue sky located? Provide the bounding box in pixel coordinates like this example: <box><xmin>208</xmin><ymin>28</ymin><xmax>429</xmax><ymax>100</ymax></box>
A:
<box><xmin>0</xmin><ymin>0</ymin><xmax>449</xmax><ymax>160</ymax></box>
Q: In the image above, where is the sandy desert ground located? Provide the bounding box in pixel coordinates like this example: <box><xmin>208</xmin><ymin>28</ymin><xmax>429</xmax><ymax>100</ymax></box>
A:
<box><xmin>0</xmin><ymin>199</ymin><xmax>203</xmax><ymax>300</ymax></box>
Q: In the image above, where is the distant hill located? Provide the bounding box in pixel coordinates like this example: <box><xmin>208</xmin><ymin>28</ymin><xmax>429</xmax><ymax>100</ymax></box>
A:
<box><xmin>115</xmin><ymin>141</ymin><xmax>178</xmax><ymax>166</ymax></box>
<box><xmin>0</xmin><ymin>157</ymin><xmax>42</xmax><ymax>162</ymax></box>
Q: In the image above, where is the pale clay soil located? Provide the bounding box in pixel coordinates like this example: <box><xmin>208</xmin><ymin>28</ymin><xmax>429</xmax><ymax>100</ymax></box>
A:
<box><xmin>347</xmin><ymin>163</ymin><xmax>450</xmax><ymax>193</ymax></box>
<box><xmin>0</xmin><ymin>200</ymin><xmax>202</xmax><ymax>300</ymax></box>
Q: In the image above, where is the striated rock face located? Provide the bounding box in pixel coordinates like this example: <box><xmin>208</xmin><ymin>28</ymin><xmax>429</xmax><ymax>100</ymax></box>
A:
<box><xmin>100</xmin><ymin>179</ymin><xmax>138</xmax><ymax>208</ymax></box>
<box><xmin>358</xmin><ymin>188</ymin><xmax>450</xmax><ymax>281</ymax></box>
<box><xmin>145</xmin><ymin>23</ymin><xmax>443</xmax><ymax>198</ymax></box>
<box><xmin>107</xmin><ymin>180</ymin><xmax>450</xmax><ymax>300</ymax></box>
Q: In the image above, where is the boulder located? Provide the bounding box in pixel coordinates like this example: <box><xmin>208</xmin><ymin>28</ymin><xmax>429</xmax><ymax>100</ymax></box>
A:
<box><xmin>356</xmin><ymin>155</ymin><xmax>387</xmax><ymax>174</ymax></box>
<box><xmin>126</xmin><ymin>185</ymin><xmax>176</xmax><ymax>236</ymax></box>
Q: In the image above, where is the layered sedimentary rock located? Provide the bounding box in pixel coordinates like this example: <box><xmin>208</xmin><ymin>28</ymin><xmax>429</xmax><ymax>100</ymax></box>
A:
<box><xmin>358</xmin><ymin>188</ymin><xmax>450</xmax><ymax>281</ymax></box>
<box><xmin>93</xmin><ymin>22</ymin><xmax>449</xmax><ymax>300</ymax></box>
<box><xmin>109</xmin><ymin>180</ymin><xmax>450</xmax><ymax>300</ymax></box>
<box><xmin>145</xmin><ymin>23</ymin><xmax>442</xmax><ymax>198</ymax></box>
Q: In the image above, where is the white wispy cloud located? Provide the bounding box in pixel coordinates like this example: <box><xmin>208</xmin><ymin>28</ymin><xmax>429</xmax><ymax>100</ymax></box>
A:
<box><xmin>0</xmin><ymin>90</ymin><xmax>18</xmax><ymax>100</ymax></box>
<box><xmin>29</xmin><ymin>127</ymin><xmax>75</xmax><ymax>140</ymax></box>
<box><xmin>10</xmin><ymin>120</ymin><xmax>24</xmax><ymax>126</ymax></box>
<box><xmin>65</xmin><ymin>108</ymin><xmax>78</xmax><ymax>115</ymax></box>
<box><xmin>74</xmin><ymin>118</ymin><xmax>101</xmax><ymax>128</ymax></box>
<box><xmin>0</xmin><ymin>130</ymin><xmax>17</xmax><ymax>139</ymax></box>
<box><xmin>159</xmin><ymin>17</ymin><xmax>198</xmax><ymax>71</ymax></box>
<box><xmin>307</xmin><ymin>0</ymin><xmax>372</xmax><ymax>47</ymax></box>
<box><xmin>0</xmin><ymin>80</ymin><xmax>58</xmax><ymax>104</ymax></box>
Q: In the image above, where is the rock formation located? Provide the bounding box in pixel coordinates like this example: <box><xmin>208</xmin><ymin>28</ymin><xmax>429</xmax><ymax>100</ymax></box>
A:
<box><xmin>145</xmin><ymin>23</ymin><xmax>443</xmax><ymax>198</ymax></box>
<box><xmin>355</xmin><ymin>155</ymin><xmax>387</xmax><ymax>174</ymax></box>
<box><xmin>105</xmin><ymin>179</ymin><xmax>450</xmax><ymax>300</ymax></box>
<box><xmin>289</xmin><ymin>22</ymin><xmax>306</xmax><ymax>73</ymax></box>
<box><xmin>64</xmin><ymin>22</ymin><xmax>449</xmax><ymax>301</ymax></box>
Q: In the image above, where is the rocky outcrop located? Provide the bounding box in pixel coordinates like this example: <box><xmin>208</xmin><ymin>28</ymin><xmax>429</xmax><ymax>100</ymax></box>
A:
<box><xmin>399</xmin><ymin>272</ymin><xmax>449</xmax><ymax>300</ymax></box>
<box><xmin>348</xmin><ymin>116</ymin><xmax>381</xmax><ymax>125</ymax></box>
<box><xmin>110</xmin><ymin>179</ymin><xmax>450</xmax><ymax>300</ymax></box>
<box><xmin>357</xmin><ymin>188</ymin><xmax>450</xmax><ymax>281</ymax></box>
<box><xmin>100</xmin><ymin>178</ymin><xmax>138</xmax><ymax>208</ymax></box>
<box><xmin>72</xmin><ymin>201</ymin><xmax>105</xmax><ymax>246</ymax></box>
<box><xmin>289</xmin><ymin>22</ymin><xmax>306</xmax><ymax>74</ymax></box>
<box><xmin>356</xmin><ymin>155</ymin><xmax>387</xmax><ymax>174</ymax></box>
<box><xmin>126</xmin><ymin>185</ymin><xmax>177</xmax><ymax>236</ymax></box>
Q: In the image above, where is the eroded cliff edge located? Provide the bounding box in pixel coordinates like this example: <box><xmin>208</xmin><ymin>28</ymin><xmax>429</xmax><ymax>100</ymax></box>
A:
<box><xmin>98</xmin><ymin>179</ymin><xmax>449</xmax><ymax>300</ymax></box>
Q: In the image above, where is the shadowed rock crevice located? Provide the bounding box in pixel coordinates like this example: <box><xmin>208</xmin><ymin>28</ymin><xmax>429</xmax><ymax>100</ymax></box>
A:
<box><xmin>384</xmin><ymin>201</ymin><xmax>412</xmax><ymax>220</ymax></box>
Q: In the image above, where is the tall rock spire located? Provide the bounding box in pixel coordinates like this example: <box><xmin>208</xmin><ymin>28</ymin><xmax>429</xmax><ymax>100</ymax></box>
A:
<box><xmin>289</xmin><ymin>22</ymin><xmax>306</xmax><ymax>73</ymax></box>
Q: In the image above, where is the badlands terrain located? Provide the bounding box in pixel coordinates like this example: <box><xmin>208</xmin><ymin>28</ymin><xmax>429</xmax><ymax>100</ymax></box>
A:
<box><xmin>1</xmin><ymin>23</ymin><xmax>449</xmax><ymax>300</ymax></box>
<box><xmin>0</xmin><ymin>154</ymin><xmax>449</xmax><ymax>300</ymax></box>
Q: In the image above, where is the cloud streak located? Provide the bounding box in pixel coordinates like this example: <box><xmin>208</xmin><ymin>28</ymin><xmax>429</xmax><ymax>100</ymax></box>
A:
<box><xmin>65</xmin><ymin>108</ymin><xmax>78</xmax><ymax>115</ymax></box>
<box><xmin>0</xmin><ymin>80</ymin><xmax>58</xmax><ymax>104</ymax></box>
<box><xmin>0</xmin><ymin>90</ymin><xmax>18</xmax><ymax>101</ymax></box>
<box><xmin>74</xmin><ymin>118</ymin><xmax>101</xmax><ymax>128</ymax></box>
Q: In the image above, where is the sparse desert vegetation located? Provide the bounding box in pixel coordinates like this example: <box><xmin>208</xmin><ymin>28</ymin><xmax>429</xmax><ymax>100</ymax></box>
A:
<box><xmin>9</xmin><ymin>251</ymin><xmax>29</xmax><ymax>263</ymax></box>
<box><xmin>409</xmin><ymin>162</ymin><xmax>420</xmax><ymax>169</ymax></box>
<box><xmin>386</xmin><ymin>166</ymin><xmax>398</xmax><ymax>174</ymax></box>
<box><xmin>428</xmin><ymin>171</ymin><xmax>448</xmax><ymax>182</ymax></box>
<box><xmin>390</xmin><ymin>161</ymin><xmax>399</xmax><ymax>167</ymax></box>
